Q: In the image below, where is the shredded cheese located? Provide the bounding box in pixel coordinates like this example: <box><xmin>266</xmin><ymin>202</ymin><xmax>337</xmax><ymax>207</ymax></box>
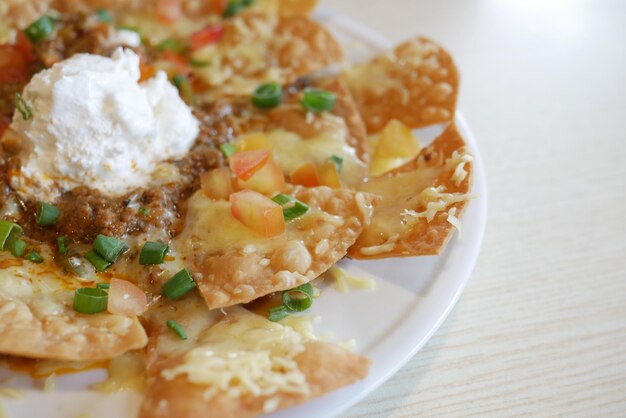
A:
<box><xmin>402</xmin><ymin>186</ymin><xmax>474</xmax><ymax>223</ymax></box>
<box><xmin>443</xmin><ymin>149</ymin><xmax>474</xmax><ymax>186</ymax></box>
<box><xmin>329</xmin><ymin>266</ymin><xmax>376</xmax><ymax>292</ymax></box>
<box><xmin>162</xmin><ymin>311</ymin><xmax>309</xmax><ymax>400</ymax></box>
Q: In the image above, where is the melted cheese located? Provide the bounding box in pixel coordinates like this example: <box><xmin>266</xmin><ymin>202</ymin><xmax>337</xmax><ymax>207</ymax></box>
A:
<box><xmin>91</xmin><ymin>352</ymin><xmax>146</xmax><ymax>393</ymax></box>
<box><xmin>328</xmin><ymin>266</ymin><xmax>376</xmax><ymax>292</ymax></box>
<box><xmin>402</xmin><ymin>186</ymin><xmax>474</xmax><ymax>223</ymax></box>
<box><xmin>162</xmin><ymin>309</ymin><xmax>308</xmax><ymax>400</ymax></box>
<box><xmin>264</xmin><ymin>126</ymin><xmax>367</xmax><ymax>186</ymax></box>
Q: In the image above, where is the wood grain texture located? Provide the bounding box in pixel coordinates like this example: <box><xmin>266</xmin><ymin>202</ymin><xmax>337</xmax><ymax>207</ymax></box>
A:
<box><xmin>319</xmin><ymin>0</ymin><xmax>626</xmax><ymax>416</ymax></box>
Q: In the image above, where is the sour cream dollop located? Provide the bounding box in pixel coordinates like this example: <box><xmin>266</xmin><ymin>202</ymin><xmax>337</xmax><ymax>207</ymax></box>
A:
<box><xmin>10</xmin><ymin>48</ymin><xmax>199</xmax><ymax>200</ymax></box>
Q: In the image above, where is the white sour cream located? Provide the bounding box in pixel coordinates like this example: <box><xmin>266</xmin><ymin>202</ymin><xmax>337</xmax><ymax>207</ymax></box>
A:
<box><xmin>10</xmin><ymin>48</ymin><xmax>199</xmax><ymax>201</ymax></box>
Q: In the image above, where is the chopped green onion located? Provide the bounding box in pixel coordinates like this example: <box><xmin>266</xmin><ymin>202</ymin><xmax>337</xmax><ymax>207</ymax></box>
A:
<box><xmin>24</xmin><ymin>250</ymin><xmax>43</xmax><ymax>264</ymax></box>
<box><xmin>166</xmin><ymin>320</ymin><xmax>188</xmax><ymax>340</ymax></box>
<box><xmin>36</xmin><ymin>202</ymin><xmax>60</xmax><ymax>226</ymax></box>
<box><xmin>242</xmin><ymin>0</ymin><xmax>255</xmax><ymax>5</ymax></box>
<box><xmin>85</xmin><ymin>250</ymin><xmax>111</xmax><ymax>272</ymax></box>
<box><xmin>328</xmin><ymin>155</ymin><xmax>343</xmax><ymax>172</ymax></box>
<box><xmin>92</xmin><ymin>234</ymin><xmax>128</xmax><ymax>263</ymax></box>
<box><xmin>268</xmin><ymin>305</ymin><xmax>288</xmax><ymax>322</ymax></box>
<box><xmin>190</xmin><ymin>59</ymin><xmax>210</xmax><ymax>67</ymax></box>
<box><xmin>252</xmin><ymin>83</ymin><xmax>282</xmax><ymax>109</ymax></box>
<box><xmin>57</xmin><ymin>236</ymin><xmax>68</xmax><ymax>255</ymax></box>
<box><xmin>14</xmin><ymin>93</ymin><xmax>32</xmax><ymax>121</ymax></box>
<box><xmin>73</xmin><ymin>288</ymin><xmax>108</xmax><ymax>314</ymax></box>
<box><xmin>137</xmin><ymin>207</ymin><xmax>150</xmax><ymax>216</ymax></box>
<box><xmin>301</xmin><ymin>88</ymin><xmax>336</xmax><ymax>113</ymax></box>
<box><xmin>271</xmin><ymin>194</ymin><xmax>294</xmax><ymax>206</ymax></box>
<box><xmin>24</xmin><ymin>16</ymin><xmax>55</xmax><ymax>43</ymax></box>
<box><xmin>283</xmin><ymin>202</ymin><xmax>309</xmax><ymax>221</ymax></box>
<box><xmin>96</xmin><ymin>283</ymin><xmax>110</xmax><ymax>290</ymax></box>
<box><xmin>10</xmin><ymin>240</ymin><xmax>27</xmax><ymax>257</ymax></box>
<box><xmin>96</xmin><ymin>9</ymin><xmax>112</xmax><ymax>23</ymax></box>
<box><xmin>158</xmin><ymin>38</ymin><xmax>185</xmax><ymax>54</ymax></box>
<box><xmin>172</xmin><ymin>74</ymin><xmax>195</xmax><ymax>105</ymax></box>
<box><xmin>0</xmin><ymin>220</ymin><xmax>22</xmax><ymax>250</ymax></box>
<box><xmin>282</xmin><ymin>282</ymin><xmax>313</xmax><ymax>312</ymax></box>
<box><xmin>272</xmin><ymin>194</ymin><xmax>309</xmax><ymax>221</ymax></box>
<box><xmin>139</xmin><ymin>241</ymin><xmax>169</xmax><ymax>265</ymax></box>
<box><xmin>220</xmin><ymin>143</ymin><xmax>238</xmax><ymax>159</ymax></box>
<box><xmin>162</xmin><ymin>268</ymin><xmax>196</xmax><ymax>300</ymax></box>
<box><xmin>223</xmin><ymin>1</ymin><xmax>246</xmax><ymax>17</ymax></box>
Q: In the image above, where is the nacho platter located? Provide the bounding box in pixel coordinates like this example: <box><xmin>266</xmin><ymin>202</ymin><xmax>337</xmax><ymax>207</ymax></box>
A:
<box><xmin>0</xmin><ymin>3</ymin><xmax>486</xmax><ymax>417</ymax></box>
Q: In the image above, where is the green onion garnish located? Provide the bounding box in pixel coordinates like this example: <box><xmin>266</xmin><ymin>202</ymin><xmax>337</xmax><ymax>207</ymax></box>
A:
<box><xmin>139</xmin><ymin>241</ymin><xmax>169</xmax><ymax>265</ymax></box>
<box><xmin>96</xmin><ymin>9</ymin><xmax>112</xmax><ymax>23</ymax></box>
<box><xmin>220</xmin><ymin>143</ymin><xmax>237</xmax><ymax>159</ymax></box>
<box><xmin>271</xmin><ymin>193</ymin><xmax>295</xmax><ymax>206</ymax></box>
<box><xmin>57</xmin><ymin>236</ymin><xmax>68</xmax><ymax>255</ymax></box>
<box><xmin>272</xmin><ymin>194</ymin><xmax>309</xmax><ymax>221</ymax></box>
<box><xmin>268</xmin><ymin>305</ymin><xmax>288</xmax><ymax>322</ymax></box>
<box><xmin>252</xmin><ymin>83</ymin><xmax>283</xmax><ymax>109</ymax></box>
<box><xmin>92</xmin><ymin>234</ymin><xmax>128</xmax><ymax>263</ymax></box>
<box><xmin>10</xmin><ymin>240</ymin><xmax>27</xmax><ymax>257</ymax></box>
<box><xmin>0</xmin><ymin>220</ymin><xmax>23</xmax><ymax>250</ymax></box>
<box><xmin>96</xmin><ymin>283</ymin><xmax>110</xmax><ymax>290</ymax></box>
<box><xmin>24</xmin><ymin>15</ymin><xmax>55</xmax><ymax>43</ymax></box>
<box><xmin>24</xmin><ymin>250</ymin><xmax>43</xmax><ymax>264</ymax></box>
<box><xmin>166</xmin><ymin>320</ymin><xmax>188</xmax><ymax>340</ymax></box>
<box><xmin>328</xmin><ymin>155</ymin><xmax>343</xmax><ymax>172</ymax></box>
<box><xmin>223</xmin><ymin>1</ymin><xmax>246</xmax><ymax>17</ymax></box>
<box><xmin>35</xmin><ymin>202</ymin><xmax>60</xmax><ymax>226</ymax></box>
<box><xmin>14</xmin><ymin>93</ymin><xmax>32</xmax><ymax>121</ymax></box>
<box><xmin>282</xmin><ymin>282</ymin><xmax>314</xmax><ymax>312</ymax></box>
<box><xmin>242</xmin><ymin>0</ymin><xmax>255</xmax><ymax>5</ymax></box>
<box><xmin>137</xmin><ymin>207</ymin><xmax>150</xmax><ymax>216</ymax></box>
<box><xmin>301</xmin><ymin>88</ymin><xmax>336</xmax><ymax>113</ymax></box>
<box><xmin>189</xmin><ymin>59</ymin><xmax>210</xmax><ymax>68</ymax></box>
<box><xmin>73</xmin><ymin>288</ymin><xmax>108</xmax><ymax>314</ymax></box>
<box><xmin>162</xmin><ymin>268</ymin><xmax>196</xmax><ymax>300</ymax></box>
<box><xmin>172</xmin><ymin>74</ymin><xmax>195</xmax><ymax>105</ymax></box>
<box><xmin>158</xmin><ymin>38</ymin><xmax>185</xmax><ymax>54</ymax></box>
<box><xmin>85</xmin><ymin>250</ymin><xmax>111</xmax><ymax>272</ymax></box>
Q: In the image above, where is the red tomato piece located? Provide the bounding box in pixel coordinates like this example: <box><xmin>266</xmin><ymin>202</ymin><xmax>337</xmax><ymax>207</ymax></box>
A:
<box><xmin>238</xmin><ymin>160</ymin><xmax>286</xmax><ymax>196</ymax></box>
<box><xmin>230</xmin><ymin>190</ymin><xmax>285</xmax><ymax>237</ymax></box>
<box><xmin>229</xmin><ymin>150</ymin><xmax>271</xmax><ymax>181</ymax></box>
<box><xmin>0</xmin><ymin>45</ymin><xmax>28</xmax><ymax>83</ymax></box>
<box><xmin>290</xmin><ymin>162</ymin><xmax>320</xmax><ymax>187</ymax></box>
<box><xmin>191</xmin><ymin>25</ymin><xmax>224</xmax><ymax>50</ymax></box>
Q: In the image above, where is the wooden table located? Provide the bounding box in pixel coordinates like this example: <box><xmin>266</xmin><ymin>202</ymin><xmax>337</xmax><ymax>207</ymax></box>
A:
<box><xmin>318</xmin><ymin>0</ymin><xmax>626</xmax><ymax>416</ymax></box>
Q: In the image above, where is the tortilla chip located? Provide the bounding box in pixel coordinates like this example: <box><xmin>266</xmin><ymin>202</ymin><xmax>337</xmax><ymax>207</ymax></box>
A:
<box><xmin>0</xmin><ymin>252</ymin><xmax>147</xmax><ymax>361</ymax></box>
<box><xmin>344</xmin><ymin>37</ymin><xmax>459</xmax><ymax>133</ymax></box>
<box><xmin>192</xmin><ymin>13</ymin><xmax>343</xmax><ymax>99</ymax></box>
<box><xmin>174</xmin><ymin>186</ymin><xmax>377</xmax><ymax>309</ymax></box>
<box><xmin>140</xmin><ymin>301</ymin><xmax>369</xmax><ymax>418</ymax></box>
<box><xmin>348</xmin><ymin>123</ymin><xmax>473</xmax><ymax>259</ymax></box>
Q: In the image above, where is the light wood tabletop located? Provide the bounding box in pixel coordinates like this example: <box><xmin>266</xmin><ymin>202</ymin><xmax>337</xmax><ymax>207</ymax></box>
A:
<box><xmin>318</xmin><ymin>0</ymin><xmax>626</xmax><ymax>417</ymax></box>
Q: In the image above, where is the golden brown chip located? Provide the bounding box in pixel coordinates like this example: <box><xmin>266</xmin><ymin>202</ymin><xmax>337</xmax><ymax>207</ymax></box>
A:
<box><xmin>140</xmin><ymin>301</ymin><xmax>369</xmax><ymax>418</ymax></box>
<box><xmin>344</xmin><ymin>37</ymin><xmax>459</xmax><ymax>133</ymax></box>
<box><xmin>0</xmin><ymin>253</ymin><xmax>147</xmax><ymax>361</ymax></box>
<box><xmin>174</xmin><ymin>186</ymin><xmax>377</xmax><ymax>309</ymax></box>
<box><xmin>348</xmin><ymin>123</ymin><xmax>473</xmax><ymax>259</ymax></box>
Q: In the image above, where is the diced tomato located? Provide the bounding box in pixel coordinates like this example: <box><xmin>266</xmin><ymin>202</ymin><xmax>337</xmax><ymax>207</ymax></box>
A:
<box><xmin>201</xmin><ymin>167</ymin><xmax>235</xmax><ymax>200</ymax></box>
<box><xmin>107</xmin><ymin>278</ymin><xmax>148</xmax><ymax>317</ymax></box>
<box><xmin>210</xmin><ymin>0</ymin><xmax>228</xmax><ymax>14</ymax></box>
<box><xmin>230</xmin><ymin>190</ymin><xmax>285</xmax><ymax>237</ymax></box>
<box><xmin>15</xmin><ymin>32</ymin><xmax>33</xmax><ymax>63</ymax></box>
<box><xmin>191</xmin><ymin>25</ymin><xmax>224</xmax><ymax>50</ymax></box>
<box><xmin>237</xmin><ymin>133</ymin><xmax>271</xmax><ymax>152</ymax></box>
<box><xmin>157</xmin><ymin>0</ymin><xmax>182</xmax><ymax>23</ymax></box>
<box><xmin>318</xmin><ymin>160</ymin><xmax>342</xmax><ymax>189</ymax></box>
<box><xmin>374</xmin><ymin>119</ymin><xmax>420</xmax><ymax>158</ymax></box>
<box><xmin>162</xmin><ymin>50</ymin><xmax>189</xmax><ymax>74</ymax></box>
<box><xmin>238</xmin><ymin>160</ymin><xmax>285</xmax><ymax>196</ymax></box>
<box><xmin>290</xmin><ymin>162</ymin><xmax>320</xmax><ymax>187</ymax></box>
<box><xmin>139</xmin><ymin>63</ymin><xmax>157</xmax><ymax>82</ymax></box>
<box><xmin>229</xmin><ymin>149</ymin><xmax>270</xmax><ymax>181</ymax></box>
<box><xmin>0</xmin><ymin>45</ymin><xmax>28</xmax><ymax>83</ymax></box>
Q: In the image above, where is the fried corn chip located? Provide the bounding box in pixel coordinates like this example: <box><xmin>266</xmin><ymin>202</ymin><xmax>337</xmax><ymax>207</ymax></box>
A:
<box><xmin>174</xmin><ymin>186</ymin><xmax>377</xmax><ymax>309</ymax></box>
<box><xmin>140</xmin><ymin>299</ymin><xmax>369</xmax><ymax>418</ymax></box>
<box><xmin>0</xmin><ymin>253</ymin><xmax>147</xmax><ymax>361</ymax></box>
<box><xmin>344</xmin><ymin>37</ymin><xmax>459</xmax><ymax>133</ymax></box>
<box><xmin>348</xmin><ymin>123</ymin><xmax>473</xmax><ymax>259</ymax></box>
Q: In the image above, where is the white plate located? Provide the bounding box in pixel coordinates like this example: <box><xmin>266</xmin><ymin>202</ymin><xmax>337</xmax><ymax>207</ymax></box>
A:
<box><xmin>0</xmin><ymin>12</ymin><xmax>487</xmax><ymax>418</ymax></box>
